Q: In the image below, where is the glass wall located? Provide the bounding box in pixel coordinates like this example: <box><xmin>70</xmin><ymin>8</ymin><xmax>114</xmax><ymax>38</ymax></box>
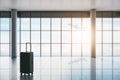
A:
<box><xmin>0</xmin><ymin>12</ymin><xmax>10</xmax><ymax>56</ymax></box>
<box><xmin>96</xmin><ymin>12</ymin><xmax>120</xmax><ymax>57</ymax></box>
<box><xmin>0</xmin><ymin>11</ymin><xmax>120</xmax><ymax>57</ymax></box>
<box><xmin>18</xmin><ymin>14</ymin><xmax>91</xmax><ymax>57</ymax></box>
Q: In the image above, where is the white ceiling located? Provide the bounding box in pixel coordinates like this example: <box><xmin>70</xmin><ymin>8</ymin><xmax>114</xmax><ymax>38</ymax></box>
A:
<box><xmin>0</xmin><ymin>0</ymin><xmax>120</xmax><ymax>11</ymax></box>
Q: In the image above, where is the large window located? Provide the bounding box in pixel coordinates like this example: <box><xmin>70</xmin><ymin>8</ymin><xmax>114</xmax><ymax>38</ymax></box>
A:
<box><xmin>18</xmin><ymin>16</ymin><xmax>91</xmax><ymax>57</ymax></box>
<box><xmin>96</xmin><ymin>12</ymin><xmax>120</xmax><ymax>57</ymax></box>
<box><xmin>0</xmin><ymin>11</ymin><xmax>120</xmax><ymax>57</ymax></box>
<box><xmin>0</xmin><ymin>12</ymin><xmax>10</xmax><ymax>56</ymax></box>
<box><xmin>96</xmin><ymin>17</ymin><xmax>113</xmax><ymax>57</ymax></box>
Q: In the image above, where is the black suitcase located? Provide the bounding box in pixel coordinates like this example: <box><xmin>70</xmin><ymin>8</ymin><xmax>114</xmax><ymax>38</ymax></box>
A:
<box><xmin>20</xmin><ymin>43</ymin><xmax>34</xmax><ymax>75</ymax></box>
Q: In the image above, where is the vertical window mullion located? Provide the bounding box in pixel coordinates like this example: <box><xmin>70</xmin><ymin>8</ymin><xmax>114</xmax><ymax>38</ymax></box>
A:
<box><xmin>40</xmin><ymin>15</ymin><xmax>41</xmax><ymax>57</ymax></box>
<box><xmin>81</xmin><ymin>14</ymin><xmax>83</xmax><ymax>80</ymax></box>
<box><xmin>71</xmin><ymin>17</ymin><xmax>72</xmax><ymax>80</ymax></box>
<box><xmin>9</xmin><ymin>12</ymin><xmax>10</xmax><ymax>57</ymax></box>
<box><xmin>30</xmin><ymin>12</ymin><xmax>32</xmax><ymax>51</ymax></box>
<box><xmin>71</xmin><ymin>17</ymin><xmax>72</xmax><ymax>57</ymax></box>
<box><xmin>112</xmin><ymin>11</ymin><xmax>114</xmax><ymax>80</ymax></box>
<box><xmin>50</xmin><ymin>17</ymin><xmax>52</xmax><ymax>57</ymax></box>
<box><xmin>61</xmin><ymin>18</ymin><xmax>62</xmax><ymax>57</ymax></box>
<box><xmin>81</xmin><ymin>16</ymin><xmax>83</xmax><ymax>57</ymax></box>
<box><xmin>0</xmin><ymin>12</ymin><xmax>1</xmax><ymax>56</ymax></box>
<box><xmin>102</xmin><ymin>12</ymin><xmax>103</xmax><ymax>80</ymax></box>
<box><xmin>20</xmin><ymin>13</ymin><xmax>21</xmax><ymax>54</ymax></box>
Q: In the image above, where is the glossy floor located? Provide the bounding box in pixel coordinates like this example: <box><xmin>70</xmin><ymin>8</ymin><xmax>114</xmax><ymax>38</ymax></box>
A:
<box><xmin>0</xmin><ymin>57</ymin><xmax>120</xmax><ymax>80</ymax></box>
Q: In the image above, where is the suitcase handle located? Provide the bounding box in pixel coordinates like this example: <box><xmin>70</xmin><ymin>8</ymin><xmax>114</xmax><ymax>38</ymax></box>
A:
<box><xmin>26</xmin><ymin>42</ymin><xmax>32</xmax><ymax>52</ymax></box>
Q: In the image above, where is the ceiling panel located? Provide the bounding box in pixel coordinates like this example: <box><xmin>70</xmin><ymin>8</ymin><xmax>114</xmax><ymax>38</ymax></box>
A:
<box><xmin>0</xmin><ymin>0</ymin><xmax>120</xmax><ymax>11</ymax></box>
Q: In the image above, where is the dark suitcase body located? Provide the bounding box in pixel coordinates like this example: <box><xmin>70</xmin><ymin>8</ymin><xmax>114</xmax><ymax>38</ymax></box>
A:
<box><xmin>20</xmin><ymin>43</ymin><xmax>34</xmax><ymax>75</ymax></box>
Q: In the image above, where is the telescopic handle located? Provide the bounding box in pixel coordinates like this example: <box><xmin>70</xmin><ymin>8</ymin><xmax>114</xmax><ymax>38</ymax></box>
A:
<box><xmin>26</xmin><ymin>42</ymin><xmax>32</xmax><ymax>52</ymax></box>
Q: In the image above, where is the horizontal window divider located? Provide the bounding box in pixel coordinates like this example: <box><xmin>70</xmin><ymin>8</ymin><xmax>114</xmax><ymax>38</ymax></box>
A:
<box><xmin>39</xmin><ymin>56</ymin><xmax>84</xmax><ymax>57</ymax></box>
<box><xmin>112</xmin><ymin>30</ymin><xmax>120</xmax><ymax>31</ymax></box>
<box><xmin>0</xmin><ymin>30</ymin><xmax>11</xmax><ymax>31</ymax></box>
<box><xmin>17</xmin><ymin>43</ymin><xmax>86</xmax><ymax>44</ymax></box>
<box><xmin>96</xmin><ymin>30</ymin><xmax>113</xmax><ymax>31</ymax></box>
<box><xmin>0</xmin><ymin>43</ymin><xmax>11</xmax><ymax>44</ymax></box>
<box><xmin>17</xmin><ymin>30</ymin><xmax>40</xmax><ymax>31</ymax></box>
<box><xmin>17</xmin><ymin>30</ymin><xmax>89</xmax><ymax>31</ymax></box>
<box><xmin>14</xmin><ymin>56</ymin><xmax>120</xmax><ymax>57</ymax></box>
<box><xmin>96</xmin><ymin>43</ymin><xmax>116</xmax><ymax>44</ymax></box>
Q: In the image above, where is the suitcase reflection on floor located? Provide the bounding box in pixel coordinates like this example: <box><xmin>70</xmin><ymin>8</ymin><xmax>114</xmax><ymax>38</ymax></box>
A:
<box><xmin>20</xmin><ymin>75</ymin><xmax>33</xmax><ymax>80</ymax></box>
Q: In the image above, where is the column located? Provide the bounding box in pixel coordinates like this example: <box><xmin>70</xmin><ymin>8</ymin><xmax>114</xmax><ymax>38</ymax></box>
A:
<box><xmin>90</xmin><ymin>9</ymin><xmax>96</xmax><ymax>80</ymax></box>
<box><xmin>11</xmin><ymin>9</ymin><xmax>17</xmax><ymax>58</ymax></box>
<box><xmin>91</xmin><ymin>9</ymin><xmax>96</xmax><ymax>58</ymax></box>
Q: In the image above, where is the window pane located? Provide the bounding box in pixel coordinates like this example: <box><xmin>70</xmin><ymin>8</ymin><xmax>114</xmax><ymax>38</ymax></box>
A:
<box><xmin>82</xmin><ymin>31</ymin><xmax>91</xmax><ymax>43</ymax></box>
<box><xmin>96</xmin><ymin>31</ymin><xmax>102</xmax><ymax>43</ymax></box>
<box><xmin>21</xmin><ymin>31</ymin><xmax>30</xmax><ymax>43</ymax></box>
<box><xmin>31</xmin><ymin>31</ymin><xmax>40</xmax><ymax>43</ymax></box>
<box><xmin>41</xmin><ymin>31</ymin><xmax>50</xmax><ymax>43</ymax></box>
<box><xmin>72</xmin><ymin>18</ymin><xmax>81</xmax><ymax>30</ymax></box>
<box><xmin>21</xmin><ymin>43</ymin><xmax>30</xmax><ymax>52</ymax></box>
<box><xmin>62</xmin><ymin>18</ymin><xmax>71</xmax><ymax>30</ymax></box>
<box><xmin>52</xmin><ymin>44</ymin><xmax>60</xmax><ymax>56</ymax></box>
<box><xmin>96</xmin><ymin>18</ymin><xmax>102</xmax><ymax>30</ymax></box>
<box><xmin>103</xmin><ymin>18</ymin><xmax>112</xmax><ymax>30</ymax></box>
<box><xmin>32</xmin><ymin>44</ymin><xmax>40</xmax><ymax>56</ymax></box>
<box><xmin>1</xmin><ymin>44</ymin><xmax>9</xmax><ymax>56</ymax></box>
<box><xmin>21</xmin><ymin>44</ymin><xmax>25</xmax><ymax>52</ymax></box>
<box><xmin>52</xmin><ymin>18</ymin><xmax>61</xmax><ymax>30</ymax></box>
<box><xmin>62</xmin><ymin>44</ymin><xmax>71</xmax><ymax>56</ymax></box>
<box><xmin>21</xmin><ymin>18</ymin><xmax>30</xmax><ymax>30</ymax></box>
<box><xmin>31</xmin><ymin>18</ymin><xmax>40</xmax><ymax>30</ymax></box>
<box><xmin>41</xmin><ymin>18</ymin><xmax>50</xmax><ymax>30</ymax></box>
<box><xmin>113</xmin><ymin>44</ymin><xmax>120</xmax><ymax>56</ymax></box>
<box><xmin>82</xmin><ymin>18</ymin><xmax>90</xmax><ymax>30</ymax></box>
<box><xmin>72</xmin><ymin>44</ymin><xmax>81</xmax><ymax>56</ymax></box>
<box><xmin>41</xmin><ymin>44</ymin><xmax>50</xmax><ymax>56</ymax></box>
<box><xmin>17</xmin><ymin>44</ymin><xmax>20</xmax><ymax>56</ymax></box>
<box><xmin>113</xmin><ymin>18</ymin><xmax>120</xmax><ymax>30</ymax></box>
<box><xmin>103</xmin><ymin>31</ymin><xmax>112</xmax><ymax>43</ymax></box>
<box><xmin>52</xmin><ymin>31</ymin><xmax>60</xmax><ymax>43</ymax></box>
<box><xmin>72</xmin><ymin>31</ymin><xmax>81</xmax><ymax>43</ymax></box>
<box><xmin>21</xmin><ymin>43</ymin><xmax>31</xmax><ymax>52</ymax></box>
<box><xmin>62</xmin><ymin>31</ymin><xmax>71</xmax><ymax>43</ymax></box>
<box><xmin>1</xmin><ymin>18</ymin><xmax>9</xmax><ymax>30</ymax></box>
<box><xmin>17</xmin><ymin>31</ymin><xmax>20</xmax><ymax>44</ymax></box>
<box><xmin>82</xmin><ymin>44</ymin><xmax>91</xmax><ymax>57</ymax></box>
<box><xmin>1</xmin><ymin>31</ymin><xmax>9</xmax><ymax>43</ymax></box>
<box><xmin>113</xmin><ymin>31</ymin><xmax>120</xmax><ymax>43</ymax></box>
<box><xmin>17</xmin><ymin>18</ymin><xmax>20</xmax><ymax>30</ymax></box>
<box><xmin>103</xmin><ymin>44</ymin><xmax>112</xmax><ymax>56</ymax></box>
<box><xmin>96</xmin><ymin>44</ymin><xmax>102</xmax><ymax>57</ymax></box>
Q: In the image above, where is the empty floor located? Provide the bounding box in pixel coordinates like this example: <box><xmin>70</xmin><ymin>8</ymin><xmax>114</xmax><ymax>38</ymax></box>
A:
<box><xmin>0</xmin><ymin>57</ymin><xmax>120</xmax><ymax>80</ymax></box>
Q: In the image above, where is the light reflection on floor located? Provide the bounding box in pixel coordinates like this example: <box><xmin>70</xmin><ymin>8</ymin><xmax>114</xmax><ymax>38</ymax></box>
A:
<box><xmin>0</xmin><ymin>57</ymin><xmax>120</xmax><ymax>80</ymax></box>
